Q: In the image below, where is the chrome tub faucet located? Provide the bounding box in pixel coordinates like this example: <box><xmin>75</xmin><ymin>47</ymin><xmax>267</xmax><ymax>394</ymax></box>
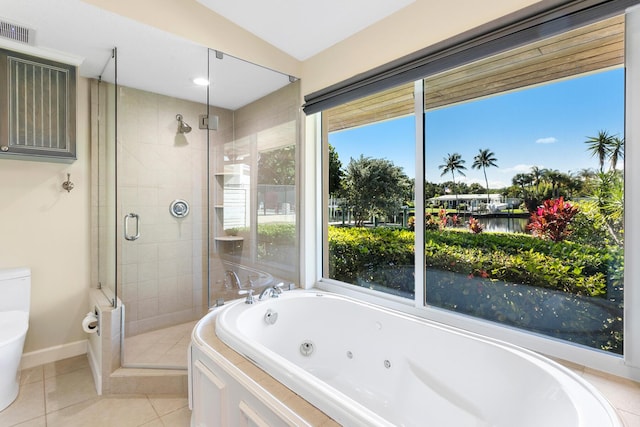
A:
<box><xmin>258</xmin><ymin>283</ymin><xmax>284</xmax><ymax>301</ymax></box>
<box><xmin>225</xmin><ymin>270</ymin><xmax>241</xmax><ymax>289</ymax></box>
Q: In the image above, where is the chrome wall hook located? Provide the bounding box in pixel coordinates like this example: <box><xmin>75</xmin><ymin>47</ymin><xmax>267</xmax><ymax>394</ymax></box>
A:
<box><xmin>62</xmin><ymin>173</ymin><xmax>74</xmax><ymax>193</ymax></box>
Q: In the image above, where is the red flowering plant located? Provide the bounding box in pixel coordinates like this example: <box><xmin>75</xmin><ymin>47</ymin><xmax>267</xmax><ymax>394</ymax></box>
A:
<box><xmin>437</xmin><ymin>209</ymin><xmax>462</xmax><ymax>229</ymax></box>
<box><xmin>425</xmin><ymin>214</ymin><xmax>440</xmax><ymax>231</ymax></box>
<box><xmin>468</xmin><ymin>216</ymin><xmax>483</xmax><ymax>234</ymax></box>
<box><xmin>526</xmin><ymin>197</ymin><xmax>579</xmax><ymax>242</ymax></box>
<box><xmin>438</xmin><ymin>209</ymin><xmax>448</xmax><ymax>230</ymax></box>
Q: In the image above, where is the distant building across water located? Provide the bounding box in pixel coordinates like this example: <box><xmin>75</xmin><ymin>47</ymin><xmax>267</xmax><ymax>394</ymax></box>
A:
<box><xmin>428</xmin><ymin>194</ymin><xmax>521</xmax><ymax>212</ymax></box>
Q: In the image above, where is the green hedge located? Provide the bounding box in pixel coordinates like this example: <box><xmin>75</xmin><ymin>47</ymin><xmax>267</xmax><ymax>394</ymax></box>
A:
<box><xmin>328</xmin><ymin>226</ymin><xmax>623</xmax><ymax>298</ymax></box>
<box><xmin>257</xmin><ymin>223</ymin><xmax>296</xmax><ymax>264</ymax></box>
<box><xmin>327</xmin><ymin>226</ymin><xmax>415</xmax><ymax>291</ymax></box>
<box><xmin>257</xmin><ymin>223</ymin><xmax>296</xmax><ymax>242</ymax></box>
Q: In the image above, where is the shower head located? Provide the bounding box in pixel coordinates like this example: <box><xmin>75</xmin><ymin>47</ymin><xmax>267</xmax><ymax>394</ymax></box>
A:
<box><xmin>176</xmin><ymin>114</ymin><xmax>192</xmax><ymax>134</ymax></box>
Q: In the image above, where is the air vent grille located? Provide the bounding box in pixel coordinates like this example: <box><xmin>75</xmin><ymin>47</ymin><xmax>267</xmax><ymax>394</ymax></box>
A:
<box><xmin>8</xmin><ymin>56</ymin><xmax>71</xmax><ymax>151</ymax></box>
<box><xmin>0</xmin><ymin>20</ymin><xmax>33</xmax><ymax>45</ymax></box>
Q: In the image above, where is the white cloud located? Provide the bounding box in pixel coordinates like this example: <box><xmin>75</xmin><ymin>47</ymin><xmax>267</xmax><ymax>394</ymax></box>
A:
<box><xmin>501</xmin><ymin>164</ymin><xmax>538</xmax><ymax>174</ymax></box>
<box><xmin>455</xmin><ymin>176</ymin><xmax>508</xmax><ymax>188</ymax></box>
<box><xmin>489</xmin><ymin>179</ymin><xmax>509</xmax><ymax>188</ymax></box>
<box><xmin>536</xmin><ymin>137</ymin><xmax>557</xmax><ymax>144</ymax></box>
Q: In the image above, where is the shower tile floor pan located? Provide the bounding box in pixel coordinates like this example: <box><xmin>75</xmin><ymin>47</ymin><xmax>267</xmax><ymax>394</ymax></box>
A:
<box><xmin>123</xmin><ymin>320</ymin><xmax>197</xmax><ymax>368</ymax></box>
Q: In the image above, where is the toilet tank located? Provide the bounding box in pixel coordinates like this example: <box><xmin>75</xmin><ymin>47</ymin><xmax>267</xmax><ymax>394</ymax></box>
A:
<box><xmin>0</xmin><ymin>268</ymin><xmax>31</xmax><ymax>312</ymax></box>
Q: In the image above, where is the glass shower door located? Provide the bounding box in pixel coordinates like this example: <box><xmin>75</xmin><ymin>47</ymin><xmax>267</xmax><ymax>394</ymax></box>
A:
<box><xmin>207</xmin><ymin>49</ymin><xmax>301</xmax><ymax>306</ymax></box>
<box><xmin>93</xmin><ymin>49</ymin><xmax>117</xmax><ymax>307</ymax></box>
<box><xmin>116</xmin><ymin>44</ymin><xmax>210</xmax><ymax>368</ymax></box>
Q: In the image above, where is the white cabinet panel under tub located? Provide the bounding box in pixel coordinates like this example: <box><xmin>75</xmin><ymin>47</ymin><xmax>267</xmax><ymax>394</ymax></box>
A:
<box><xmin>189</xmin><ymin>320</ymin><xmax>326</xmax><ymax>427</ymax></box>
<box><xmin>191</xmin><ymin>360</ymin><xmax>228</xmax><ymax>426</ymax></box>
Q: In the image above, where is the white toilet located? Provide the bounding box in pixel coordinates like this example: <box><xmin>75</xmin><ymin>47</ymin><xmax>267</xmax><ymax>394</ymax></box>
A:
<box><xmin>0</xmin><ymin>267</ymin><xmax>30</xmax><ymax>412</ymax></box>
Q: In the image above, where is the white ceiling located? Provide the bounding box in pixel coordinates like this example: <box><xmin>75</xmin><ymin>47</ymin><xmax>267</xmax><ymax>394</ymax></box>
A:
<box><xmin>196</xmin><ymin>0</ymin><xmax>415</xmax><ymax>60</ymax></box>
<box><xmin>0</xmin><ymin>0</ymin><xmax>290</xmax><ymax>109</ymax></box>
<box><xmin>0</xmin><ymin>0</ymin><xmax>413</xmax><ymax>108</ymax></box>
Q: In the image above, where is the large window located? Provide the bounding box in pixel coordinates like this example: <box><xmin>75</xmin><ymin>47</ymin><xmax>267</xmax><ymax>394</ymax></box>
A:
<box><xmin>323</xmin><ymin>15</ymin><xmax>625</xmax><ymax>355</ymax></box>
<box><xmin>325</xmin><ymin>84</ymin><xmax>416</xmax><ymax>298</ymax></box>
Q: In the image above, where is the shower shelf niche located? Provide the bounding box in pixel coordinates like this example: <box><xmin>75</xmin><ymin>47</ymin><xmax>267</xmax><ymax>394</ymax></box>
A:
<box><xmin>213</xmin><ymin>164</ymin><xmax>250</xmax><ymax>234</ymax></box>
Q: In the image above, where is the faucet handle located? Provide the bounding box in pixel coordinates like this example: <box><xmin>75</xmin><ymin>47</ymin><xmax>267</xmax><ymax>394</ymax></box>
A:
<box><xmin>272</xmin><ymin>282</ymin><xmax>285</xmax><ymax>296</ymax></box>
<box><xmin>238</xmin><ymin>289</ymin><xmax>255</xmax><ymax>304</ymax></box>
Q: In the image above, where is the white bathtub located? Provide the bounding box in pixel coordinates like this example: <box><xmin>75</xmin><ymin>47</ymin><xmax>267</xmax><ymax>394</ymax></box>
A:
<box><xmin>210</xmin><ymin>290</ymin><xmax>622</xmax><ymax>427</ymax></box>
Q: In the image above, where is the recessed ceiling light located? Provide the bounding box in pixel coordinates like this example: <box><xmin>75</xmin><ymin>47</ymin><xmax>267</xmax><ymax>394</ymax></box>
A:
<box><xmin>193</xmin><ymin>77</ymin><xmax>210</xmax><ymax>86</ymax></box>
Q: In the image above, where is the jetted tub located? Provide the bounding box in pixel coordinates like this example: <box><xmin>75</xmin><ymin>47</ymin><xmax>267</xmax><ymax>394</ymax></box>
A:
<box><xmin>206</xmin><ymin>291</ymin><xmax>622</xmax><ymax>426</ymax></box>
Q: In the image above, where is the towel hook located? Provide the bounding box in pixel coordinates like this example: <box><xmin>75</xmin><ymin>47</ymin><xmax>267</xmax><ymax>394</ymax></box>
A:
<box><xmin>62</xmin><ymin>173</ymin><xmax>74</xmax><ymax>193</ymax></box>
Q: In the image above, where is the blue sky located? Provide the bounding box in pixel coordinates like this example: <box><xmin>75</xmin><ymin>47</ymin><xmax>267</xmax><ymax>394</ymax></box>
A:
<box><xmin>329</xmin><ymin>68</ymin><xmax>624</xmax><ymax>189</ymax></box>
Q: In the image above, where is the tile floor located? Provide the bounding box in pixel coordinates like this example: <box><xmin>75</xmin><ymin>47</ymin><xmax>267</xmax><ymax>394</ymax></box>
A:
<box><xmin>566</xmin><ymin>366</ymin><xmax>640</xmax><ymax>427</ymax></box>
<box><xmin>0</xmin><ymin>355</ymin><xmax>191</xmax><ymax>427</ymax></box>
<box><xmin>124</xmin><ymin>321</ymin><xmax>196</xmax><ymax>368</ymax></box>
<box><xmin>2</xmin><ymin>353</ymin><xmax>640</xmax><ymax>426</ymax></box>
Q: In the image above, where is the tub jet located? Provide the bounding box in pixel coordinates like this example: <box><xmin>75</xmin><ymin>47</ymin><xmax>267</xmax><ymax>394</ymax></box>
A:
<box><xmin>300</xmin><ymin>340</ymin><xmax>314</xmax><ymax>356</ymax></box>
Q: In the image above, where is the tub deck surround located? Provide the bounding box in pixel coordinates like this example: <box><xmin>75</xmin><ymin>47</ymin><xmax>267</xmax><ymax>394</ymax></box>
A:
<box><xmin>204</xmin><ymin>290</ymin><xmax>623</xmax><ymax>427</ymax></box>
<box><xmin>190</xmin><ymin>311</ymin><xmax>340</xmax><ymax>426</ymax></box>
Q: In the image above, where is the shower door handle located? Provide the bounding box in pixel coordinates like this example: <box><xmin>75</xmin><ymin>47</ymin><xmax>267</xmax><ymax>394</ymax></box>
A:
<box><xmin>124</xmin><ymin>213</ymin><xmax>140</xmax><ymax>241</ymax></box>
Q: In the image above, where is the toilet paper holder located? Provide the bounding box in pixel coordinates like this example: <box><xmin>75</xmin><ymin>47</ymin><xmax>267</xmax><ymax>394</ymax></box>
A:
<box><xmin>82</xmin><ymin>308</ymin><xmax>100</xmax><ymax>336</ymax></box>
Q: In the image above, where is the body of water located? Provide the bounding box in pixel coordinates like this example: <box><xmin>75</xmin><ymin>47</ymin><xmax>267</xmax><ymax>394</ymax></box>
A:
<box><xmin>476</xmin><ymin>216</ymin><xmax>529</xmax><ymax>233</ymax></box>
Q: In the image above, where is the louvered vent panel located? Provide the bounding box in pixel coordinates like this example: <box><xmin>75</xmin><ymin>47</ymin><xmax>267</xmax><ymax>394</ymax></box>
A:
<box><xmin>0</xmin><ymin>21</ymin><xmax>32</xmax><ymax>44</ymax></box>
<box><xmin>8</xmin><ymin>56</ymin><xmax>70</xmax><ymax>151</ymax></box>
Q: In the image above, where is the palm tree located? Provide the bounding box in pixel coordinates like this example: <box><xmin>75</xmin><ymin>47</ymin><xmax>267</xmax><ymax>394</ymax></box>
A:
<box><xmin>439</xmin><ymin>153</ymin><xmax>467</xmax><ymax>210</ymax></box>
<box><xmin>609</xmin><ymin>137</ymin><xmax>624</xmax><ymax>171</ymax></box>
<box><xmin>543</xmin><ymin>169</ymin><xmax>563</xmax><ymax>198</ymax></box>
<box><xmin>566</xmin><ymin>173</ymin><xmax>583</xmax><ymax>199</ymax></box>
<box><xmin>585</xmin><ymin>130</ymin><xmax>613</xmax><ymax>173</ymax></box>
<box><xmin>530</xmin><ymin>166</ymin><xmax>544</xmax><ymax>196</ymax></box>
<box><xmin>512</xmin><ymin>173</ymin><xmax>530</xmax><ymax>197</ymax></box>
<box><xmin>577</xmin><ymin>168</ymin><xmax>596</xmax><ymax>181</ymax></box>
<box><xmin>472</xmin><ymin>149</ymin><xmax>498</xmax><ymax>205</ymax></box>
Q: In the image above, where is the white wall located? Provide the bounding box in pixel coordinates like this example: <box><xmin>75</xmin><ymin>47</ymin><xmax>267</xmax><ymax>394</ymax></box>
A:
<box><xmin>0</xmin><ymin>77</ymin><xmax>91</xmax><ymax>356</ymax></box>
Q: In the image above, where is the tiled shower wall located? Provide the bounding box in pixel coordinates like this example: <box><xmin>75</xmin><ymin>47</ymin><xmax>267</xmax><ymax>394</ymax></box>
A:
<box><xmin>116</xmin><ymin>86</ymin><xmax>230</xmax><ymax>337</ymax></box>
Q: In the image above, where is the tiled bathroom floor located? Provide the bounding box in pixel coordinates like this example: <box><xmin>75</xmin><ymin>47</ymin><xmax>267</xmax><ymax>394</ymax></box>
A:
<box><xmin>0</xmin><ymin>355</ymin><xmax>191</xmax><ymax>427</ymax></box>
<box><xmin>563</xmin><ymin>365</ymin><xmax>640</xmax><ymax>426</ymax></box>
<box><xmin>124</xmin><ymin>321</ymin><xmax>197</xmax><ymax>368</ymax></box>
<box><xmin>2</xmin><ymin>353</ymin><xmax>640</xmax><ymax>426</ymax></box>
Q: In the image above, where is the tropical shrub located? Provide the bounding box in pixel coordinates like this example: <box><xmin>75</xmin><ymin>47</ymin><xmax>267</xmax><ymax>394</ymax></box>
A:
<box><xmin>328</xmin><ymin>226</ymin><xmax>621</xmax><ymax>298</ymax></box>
<box><xmin>527</xmin><ymin>197</ymin><xmax>579</xmax><ymax>242</ymax></box>
<box><xmin>425</xmin><ymin>214</ymin><xmax>439</xmax><ymax>231</ymax></box>
<box><xmin>468</xmin><ymin>217</ymin><xmax>483</xmax><ymax>234</ymax></box>
<box><xmin>436</xmin><ymin>209</ymin><xmax>462</xmax><ymax>229</ymax></box>
<box><xmin>570</xmin><ymin>201</ymin><xmax>611</xmax><ymax>246</ymax></box>
<box><xmin>407</xmin><ymin>215</ymin><xmax>415</xmax><ymax>231</ymax></box>
<box><xmin>327</xmin><ymin>226</ymin><xmax>623</xmax><ymax>352</ymax></box>
<box><xmin>328</xmin><ymin>226</ymin><xmax>416</xmax><ymax>295</ymax></box>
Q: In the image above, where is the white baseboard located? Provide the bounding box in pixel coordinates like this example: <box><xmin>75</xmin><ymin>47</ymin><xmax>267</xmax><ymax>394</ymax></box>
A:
<box><xmin>21</xmin><ymin>340</ymin><xmax>87</xmax><ymax>369</ymax></box>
